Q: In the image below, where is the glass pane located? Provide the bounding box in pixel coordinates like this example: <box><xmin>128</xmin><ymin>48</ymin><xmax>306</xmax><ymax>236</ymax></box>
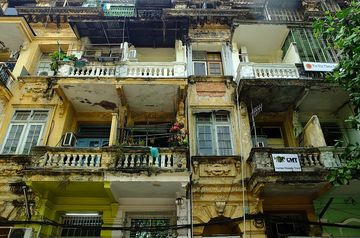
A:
<box><xmin>2</xmin><ymin>125</ymin><xmax>24</xmax><ymax>154</ymax></box>
<box><xmin>32</xmin><ymin>111</ymin><xmax>48</xmax><ymax>121</ymax></box>
<box><xmin>196</xmin><ymin>113</ymin><xmax>212</xmax><ymax>122</ymax></box>
<box><xmin>194</xmin><ymin>62</ymin><xmax>206</xmax><ymax>76</ymax></box>
<box><xmin>22</xmin><ymin>125</ymin><xmax>42</xmax><ymax>154</ymax></box>
<box><xmin>209</xmin><ymin>63</ymin><xmax>221</xmax><ymax>75</ymax></box>
<box><xmin>13</xmin><ymin>111</ymin><xmax>31</xmax><ymax>121</ymax></box>
<box><xmin>215</xmin><ymin>113</ymin><xmax>229</xmax><ymax>122</ymax></box>
<box><xmin>216</xmin><ymin>126</ymin><xmax>232</xmax><ymax>155</ymax></box>
<box><xmin>198</xmin><ymin>125</ymin><xmax>213</xmax><ymax>155</ymax></box>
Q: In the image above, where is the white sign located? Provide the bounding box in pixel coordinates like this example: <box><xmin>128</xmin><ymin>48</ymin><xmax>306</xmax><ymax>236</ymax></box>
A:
<box><xmin>272</xmin><ymin>154</ymin><xmax>301</xmax><ymax>172</ymax></box>
<box><xmin>303</xmin><ymin>62</ymin><xmax>338</xmax><ymax>72</ymax></box>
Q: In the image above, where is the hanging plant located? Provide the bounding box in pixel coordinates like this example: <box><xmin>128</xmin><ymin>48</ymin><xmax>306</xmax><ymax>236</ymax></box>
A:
<box><xmin>49</xmin><ymin>50</ymin><xmax>77</xmax><ymax>74</ymax></box>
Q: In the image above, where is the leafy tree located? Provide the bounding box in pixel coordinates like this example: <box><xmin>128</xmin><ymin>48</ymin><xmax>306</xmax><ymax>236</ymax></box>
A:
<box><xmin>314</xmin><ymin>1</ymin><xmax>360</xmax><ymax>185</ymax></box>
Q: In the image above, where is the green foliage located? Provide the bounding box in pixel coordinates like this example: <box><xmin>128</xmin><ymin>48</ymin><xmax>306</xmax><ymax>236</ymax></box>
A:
<box><xmin>314</xmin><ymin>1</ymin><xmax>360</xmax><ymax>184</ymax></box>
<box><xmin>48</xmin><ymin>50</ymin><xmax>77</xmax><ymax>73</ymax></box>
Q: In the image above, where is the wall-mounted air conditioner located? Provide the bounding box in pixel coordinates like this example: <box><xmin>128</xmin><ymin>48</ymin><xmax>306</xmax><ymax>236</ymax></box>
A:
<box><xmin>38</xmin><ymin>70</ymin><xmax>54</xmax><ymax>76</ymax></box>
<box><xmin>8</xmin><ymin>228</ymin><xmax>33</xmax><ymax>238</ymax></box>
<box><xmin>62</xmin><ymin>132</ymin><xmax>77</xmax><ymax>147</ymax></box>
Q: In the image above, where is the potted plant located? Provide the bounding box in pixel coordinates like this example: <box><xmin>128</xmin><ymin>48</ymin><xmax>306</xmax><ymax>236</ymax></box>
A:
<box><xmin>168</xmin><ymin>122</ymin><xmax>188</xmax><ymax>147</ymax></box>
<box><xmin>49</xmin><ymin>50</ymin><xmax>78</xmax><ymax>75</ymax></box>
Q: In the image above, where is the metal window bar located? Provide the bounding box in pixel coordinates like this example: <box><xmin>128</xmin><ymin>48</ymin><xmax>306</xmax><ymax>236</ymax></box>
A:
<box><xmin>117</xmin><ymin>125</ymin><xmax>176</xmax><ymax>147</ymax></box>
<box><xmin>60</xmin><ymin>215</ymin><xmax>102</xmax><ymax>237</ymax></box>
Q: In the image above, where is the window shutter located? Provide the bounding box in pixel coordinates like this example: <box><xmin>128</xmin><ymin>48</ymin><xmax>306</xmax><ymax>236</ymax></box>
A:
<box><xmin>216</xmin><ymin>125</ymin><xmax>233</xmax><ymax>155</ymax></box>
<box><xmin>197</xmin><ymin>124</ymin><xmax>213</xmax><ymax>155</ymax></box>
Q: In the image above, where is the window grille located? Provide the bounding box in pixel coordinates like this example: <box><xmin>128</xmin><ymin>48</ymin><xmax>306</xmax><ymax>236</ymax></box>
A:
<box><xmin>130</xmin><ymin>218</ymin><xmax>170</xmax><ymax>238</ymax></box>
<box><xmin>60</xmin><ymin>215</ymin><xmax>102</xmax><ymax>237</ymax></box>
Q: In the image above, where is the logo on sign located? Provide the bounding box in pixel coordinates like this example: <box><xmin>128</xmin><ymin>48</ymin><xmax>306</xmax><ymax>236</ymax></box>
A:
<box><xmin>272</xmin><ymin>154</ymin><xmax>301</xmax><ymax>172</ymax></box>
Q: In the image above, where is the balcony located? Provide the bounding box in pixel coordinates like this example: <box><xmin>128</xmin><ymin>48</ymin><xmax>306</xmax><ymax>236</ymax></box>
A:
<box><xmin>28</xmin><ymin>146</ymin><xmax>187</xmax><ymax>172</ymax></box>
<box><xmin>58</xmin><ymin>61</ymin><xmax>186</xmax><ymax>78</ymax></box>
<box><xmin>0</xmin><ymin>62</ymin><xmax>16</xmax><ymax>93</ymax></box>
<box><xmin>237</xmin><ymin>62</ymin><xmax>299</xmax><ymax>81</ymax></box>
<box><xmin>248</xmin><ymin>146</ymin><xmax>343</xmax><ymax>197</ymax></box>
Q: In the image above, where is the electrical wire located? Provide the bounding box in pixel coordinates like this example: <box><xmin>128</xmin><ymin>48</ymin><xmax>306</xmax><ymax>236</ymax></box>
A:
<box><xmin>2</xmin><ymin>214</ymin><xmax>360</xmax><ymax>231</ymax></box>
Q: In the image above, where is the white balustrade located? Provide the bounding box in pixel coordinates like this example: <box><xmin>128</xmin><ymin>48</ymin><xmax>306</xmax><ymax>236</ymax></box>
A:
<box><xmin>58</xmin><ymin>62</ymin><xmax>186</xmax><ymax>78</ymax></box>
<box><xmin>39</xmin><ymin>152</ymin><xmax>102</xmax><ymax>169</ymax></box>
<box><xmin>237</xmin><ymin>63</ymin><xmax>299</xmax><ymax>81</ymax></box>
<box><xmin>116</xmin><ymin>152</ymin><xmax>179</xmax><ymax>169</ymax></box>
<box><xmin>68</xmin><ymin>65</ymin><xmax>117</xmax><ymax>77</ymax></box>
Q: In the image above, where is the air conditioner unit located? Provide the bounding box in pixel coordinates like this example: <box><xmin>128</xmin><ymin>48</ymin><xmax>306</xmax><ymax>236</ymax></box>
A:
<box><xmin>62</xmin><ymin>132</ymin><xmax>77</xmax><ymax>147</ymax></box>
<box><xmin>8</xmin><ymin>228</ymin><xmax>32</xmax><ymax>238</ymax></box>
<box><xmin>38</xmin><ymin>70</ymin><xmax>54</xmax><ymax>76</ymax></box>
<box><xmin>128</xmin><ymin>49</ymin><xmax>137</xmax><ymax>60</ymax></box>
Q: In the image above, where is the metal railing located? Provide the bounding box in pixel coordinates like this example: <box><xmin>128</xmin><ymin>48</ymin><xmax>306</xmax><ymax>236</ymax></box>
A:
<box><xmin>0</xmin><ymin>62</ymin><xmax>16</xmax><ymax>90</ymax></box>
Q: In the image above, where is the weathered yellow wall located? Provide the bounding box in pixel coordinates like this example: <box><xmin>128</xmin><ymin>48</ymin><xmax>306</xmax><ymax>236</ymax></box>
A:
<box><xmin>136</xmin><ymin>48</ymin><xmax>176</xmax><ymax>62</ymax></box>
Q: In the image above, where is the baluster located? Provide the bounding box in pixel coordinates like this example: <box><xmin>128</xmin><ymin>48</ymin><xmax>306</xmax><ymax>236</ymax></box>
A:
<box><xmin>59</xmin><ymin>154</ymin><xmax>65</xmax><ymax>167</ymax></box>
<box><xmin>52</xmin><ymin>154</ymin><xmax>60</xmax><ymax>166</ymax></box>
<box><xmin>123</xmin><ymin>154</ymin><xmax>129</xmax><ymax>168</ymax></box>
<box><xmin>164</xmin><ymin>68</ymin><xmax>168</xmax><ymax>77</ymax></box>
<box><xmin>160</xmin><ymin>154</ymin><xmax>165</xmax><ymax>168</ymax></box>
<box><xmin>95</xmin><ymin>155</ymin><xmax>101</xmax><ymax>167</ymax></box>
<box><xmin>83</xmin><ymin>154</ymin><xmax>89</xmax><ymax>167</ymax></box>
<box><xmin>299</xmin><ymin>153</ymin><xmax>305</xmax><ymax>167</ymax></box>
<box><xmin>71</xmin><ymin>154</ymin><xmax>77</xmax><ymax>167</ymax></box>
<box><xmin>77</xmin><ymin>154</ymin><xmax>83</xmax><ymax>167</ymax></box>
<box><xmin>39</xmin><ymin>153</ymin><xmax>49</xmax><ymax>167</ymax></box>
<box><xmin>128</xmin><ymin>154</ymin><xmax>134</xmax><ymax>167</ymax></box>
<box><xmin>65</xmin><ymin>154</ymin><xmax>71</xmax><ymax>166</ymax></box>
<box><xmin>90</xmin><ymin>154</ymin><xmax>95</xmax><ymax>167</ymax></box>
<box><xmin>46</xmin><ymin>153</ymin><xmax>53</xmax><ymax>167</ymax></box>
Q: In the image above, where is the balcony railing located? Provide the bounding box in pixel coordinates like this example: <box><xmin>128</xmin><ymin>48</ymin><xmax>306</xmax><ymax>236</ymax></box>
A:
<box><xmin>237</xmin><ymin>62</ymin><xmax>300</xmax><ymax>81</ymax></box>
<box><xmin>0</xmin><ymin>62</ymin><xmax>16</xmax><ymax>90</ymax></box>
<box><xmin>248</xmin><ymin>147</ymin><xmax>343</xmax><ymax>174</ymax></box>
<box><xmin>29</xmin><ymin>146</ymin><xmax>187</xmax><ymax>171</ymax></box>
<box><xmin>115</xmin><ymin>147</ymin><xmax>186</xmax><ymax>170</ymax></box>
<box><xmin>58</xmin><ymin>61</ymin><xmax>186</xmax><ymax>78</ymax></box>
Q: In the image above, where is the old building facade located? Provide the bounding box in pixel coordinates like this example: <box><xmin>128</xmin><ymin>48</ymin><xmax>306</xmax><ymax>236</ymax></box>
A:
<box><xmin>0</xmin><ymin>0</ymin><xmax>359</xmax><ymax>237</ymax></box>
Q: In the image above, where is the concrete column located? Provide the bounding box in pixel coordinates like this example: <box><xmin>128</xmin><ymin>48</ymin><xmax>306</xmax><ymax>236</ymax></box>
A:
<box><xmin>109</xmin><ymin>113</ymin><xmax>119</xmax><ymax>146</ymax></box>
<box><xmin>303</xmin><ymin>115</ymin><xmax>327</xmax><ymax>147</ymax></box>
<box><xmin>186</xmin><ymin>44</ymin><xmax>193</xmax><ymax>76</ymax></box>
<box><xmin>239</xmin><ymin>101</ymin><xmax>253</xmax><ymax>160</ymax></box>
<box><xmin>221</xmin><ymin>42</ymin><xmax>234</xmax><ymax>76</ymax></box>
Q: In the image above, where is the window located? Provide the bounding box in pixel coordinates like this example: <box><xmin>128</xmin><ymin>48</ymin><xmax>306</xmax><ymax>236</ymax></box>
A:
<box><xmin>76</xmin><ymin>125</ymin><xmax>110</xmax><ymax>148</ymax></box>
<box><xmin>130</xmin><ymin>218</ymin><xmax>170</xmax><ymax>238</ymax></box>
<box><xmin>282</xmin><ymin>28</ymin><xmax>338</xmax><ymax>63</ymax></box>
<box><xmin>321</xmin><ymin>122</ymin><xmax>343</xmax><ymax>146</ymax></box>
<box><xmin>193</xmin><ymin>52</ymin><xmax>223</xmax><ymax>76</ymax></box>
<box><xmin>265</xmin><ymin>213</ymin><xmax>309</xmax><ymax>238</ymax></box>
<box><xmin>196</xmin><ymin>112</ymin><xmax>233</xmax><ymax>156</ymax></box>
<box><xmin>60</xmin><ymin>214</ymin><xmax>102</xmax><ymax>237</ymax></box>
<box><xmin>37</xmin><ymin>54</ymin><xmax>53</xmax><ymax>76</ymax></box>
<box><xmin>2</xmin><ymin>110</ymin><xmax>48</xmax><ymax>154</ymax></box>
<box><xmin>254</xmin><ymin>126</ymin><xmax>285</xmax><ymax>148</ymax></box>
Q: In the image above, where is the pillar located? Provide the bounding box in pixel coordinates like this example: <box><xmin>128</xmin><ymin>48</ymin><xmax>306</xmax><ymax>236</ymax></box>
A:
<box><xmin>109</xmin><ymin>113</ymin><xmax>118</xmax><ymax>146</ymax></box>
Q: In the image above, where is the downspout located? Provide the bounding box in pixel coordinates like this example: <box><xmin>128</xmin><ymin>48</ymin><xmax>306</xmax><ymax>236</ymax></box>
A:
<box><xmin>236</xmin><ymin>80</ymin><xmax>246</xmax><ymax>237</ymax></box>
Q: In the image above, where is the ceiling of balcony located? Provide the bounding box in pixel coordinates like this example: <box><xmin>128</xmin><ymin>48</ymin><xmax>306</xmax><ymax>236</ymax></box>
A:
<box><xmin>232</xmin><ymin>24</ymin><xmax>289</xmax><ymax>56</ymax></box>
<box><xmin>110</xmin><ymin>181</ymin><xmax>185</xmax><ymax>199</ymax></box>
<box><xmin>58</xmin><ymin>80</ymin><xmax>122</xmax><ymax>112</ymax></box>
<box><xmin>122</xmin><ymin>84</ymin><xmax>179</xmax><ymax>113</ymax></box>
<box><xmin>298</xmin><ymin>86</ymin><xmax>349</xmax><ymax>113</ymax></box>
<box><xmin>260</xmin><ymin>182</ymin><xmax>329</xmax><ymax>198</ymax></box>
<box><xmin>0</xmin><ymin>21</ymin><xmax>32</xmax><ymax>52</ymax></box>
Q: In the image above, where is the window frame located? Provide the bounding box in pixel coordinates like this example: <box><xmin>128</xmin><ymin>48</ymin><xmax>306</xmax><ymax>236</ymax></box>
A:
<box><xmin>36</xmin><ymin>53</ymin><xmax>53</xmax><ymax>76</ymax></box>
<box><xmin>196</xmin><ymin>112</ymin><xmax>234</xmax><ymax>156</ymax></box>
<box><xmin>1</xmin><ymin>110</ymin><xmax>49</xmax><ymax>154</ymax></box>
<box><xmin>193</xmin><ymin>52</ymin><xmax>223</xmax><ymax>76</ymax></box>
